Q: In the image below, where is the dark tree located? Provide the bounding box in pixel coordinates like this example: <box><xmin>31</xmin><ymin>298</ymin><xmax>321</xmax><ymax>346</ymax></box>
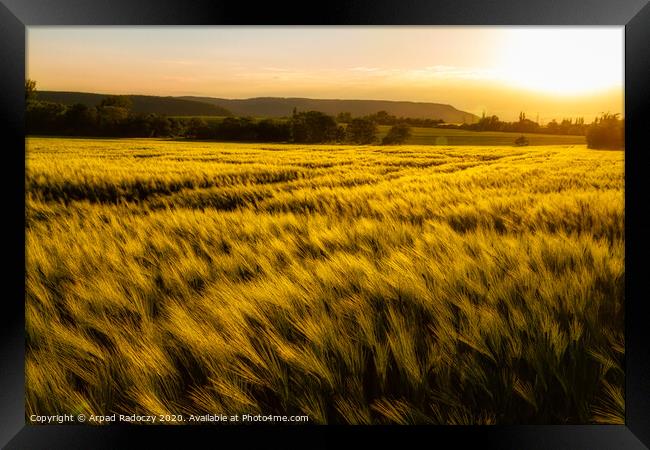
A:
<box><xmin>346</xmin><ymin>117</ymin><xmax>377</xmax><ymax>144</ymax></box>
<box><xmin>336</xmin><ymin>112</ymin><xmax>352</xmax><ymax>123</ymax></box>
<box><xmin>186</xmin><ymin>117</ymin><xmax>210</xmax><ymax>139</ymax></box>
<box><xmin>99</xmin><ymin>95</ymin><xmax>133</xmax><ymax>110</ymax></box>
<box><xmin>475</xmin><ymin>114</ymin><xmax>501</xmax><ymax>131</ymax></box>
<box><xmin>515</xmin><ymin>118</ymin><xmax>540</xmax><ymax>133</ymax></box>
<box><xmin>257</xmin><ymin>119</ymin><xmax>291</xmax><ymax>142</ymax></box>
<box><xmin>546</xmin><ymin>119</ymin><xmax>559</xmax><ymax>134</ymax></box>
<box><xmin>334</xmin><ymin>125</ymin><xmax>346</xmax><ymax>142</ymax></box>
<box><xmin>26</xmin><ymin>101</ymin><xmax>66</xmax><ymax>134</ymax></box>
<box><xmin>25</xmin><ymin>79</ymin><xmax>37</xmax><ymax>102</ymax></box>
<box><xmin>97</xmin><ymin>106</ymin><xmax>130</xmax><ymax>134</ymax></box>
<box><xmin>168</xmin><ymin>117</ymin><xmax>187</xmax><ymax>137</ymax></box>
<box><xmin>63</xmin><ymin>103</ymin><xmax>98</xmax><ymax>134</ymax></box>
<box><xmin>122</xmin><ymin>113</ymin><xmax>153</xmax><ymax>137</ymax></box>
<box><xmin>149</xmin><ymin>115</ymin><xmax>172</xmax><ymax>137</ymax></box>
<box><xmin>291</xmin><ymin>111</ymin><xmax>339</xmax><ymax>143</ymax></box>
<box><xmin>586</xmin><ymin>113</ymin><xmax>624</xmax><ymax>149</ymax></box>
<box><xmin>370</xmin><ymin>110</ymin><xmax>397</xmax><ymax>125</ymax></box>
<box><xmin>514</xmin><ymin>135</ymin><xmax>529</xmax><ymax>146</ymax></box>
<box><xmin>382</xmin><ymin>123</ymin><xmax>412</xmax><ymax>145</ymax></box>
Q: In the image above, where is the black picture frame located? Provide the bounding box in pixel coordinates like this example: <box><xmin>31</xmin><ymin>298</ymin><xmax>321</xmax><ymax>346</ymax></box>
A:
<box><xmin>2</xmin><ymin>0</ymin><xmax>649</xmax><ymax>448</ymax></box>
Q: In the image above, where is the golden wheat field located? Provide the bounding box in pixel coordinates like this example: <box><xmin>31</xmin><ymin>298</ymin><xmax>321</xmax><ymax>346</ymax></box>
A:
<box><xmin>25</xmin><ymin>137</ymin><xmax>624</xmax><ymax>424</ymax></box>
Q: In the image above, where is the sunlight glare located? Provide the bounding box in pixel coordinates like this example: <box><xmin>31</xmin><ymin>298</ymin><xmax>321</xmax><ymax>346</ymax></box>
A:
<box><xmin>497</xmin><ymin>28</ymin><xmax>623</xmax><ymax>95</ymax></box>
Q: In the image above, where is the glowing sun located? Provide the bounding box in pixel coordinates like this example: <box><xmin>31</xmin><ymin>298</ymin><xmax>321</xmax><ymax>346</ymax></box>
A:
<box><xmin>497</xmin><ymin>28</ymin><xmax>623</xmax><ymax>96</ymax></box>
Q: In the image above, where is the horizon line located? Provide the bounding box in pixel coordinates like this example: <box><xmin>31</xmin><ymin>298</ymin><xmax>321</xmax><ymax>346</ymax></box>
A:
<box><xmin>33</xmin><ymin>88</ymin><xmax>624</xmax><ymax>119</ymax></box>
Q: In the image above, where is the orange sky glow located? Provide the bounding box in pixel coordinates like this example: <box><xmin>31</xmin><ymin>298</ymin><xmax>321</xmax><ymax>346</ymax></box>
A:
<box><xmin>27</xmin><ymin>27</ymin><xmax>624</xmax><ymax>122</ymax></box>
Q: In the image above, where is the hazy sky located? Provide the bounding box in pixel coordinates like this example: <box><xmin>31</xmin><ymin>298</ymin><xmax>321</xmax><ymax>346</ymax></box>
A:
<box><xmin>27</xmin><ymin>27</ymin><xmax>624</xmax><ymax>122</ymax></box>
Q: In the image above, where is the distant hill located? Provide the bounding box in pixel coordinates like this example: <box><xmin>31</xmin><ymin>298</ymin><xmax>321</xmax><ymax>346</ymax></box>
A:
<box><xmin>37</xmin><ymin>91</ymin><xmax>233</xmax><ymax>117</ymax></box>
<box><xmin>36</xmin><ymin>91</ymin><xmax>478</xmax><ymax>123</ymax></box>
<box><xmin>180</xmin><ymin>96</ymin><xmax>479</xmax><ymax>123</ymax></box>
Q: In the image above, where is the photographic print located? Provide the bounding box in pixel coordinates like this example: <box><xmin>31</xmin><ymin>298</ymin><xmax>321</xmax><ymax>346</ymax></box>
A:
<box><xmin>25</xmin><ymin>26</ymin><xmax>624</xmax><ymax>425</ymax></box>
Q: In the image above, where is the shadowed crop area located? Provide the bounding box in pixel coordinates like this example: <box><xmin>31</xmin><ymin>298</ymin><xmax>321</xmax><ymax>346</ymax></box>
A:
<box><xmin>26</xmin><ymin>137</ymin><xmax>624</xmax><ymax>424</ymax></box>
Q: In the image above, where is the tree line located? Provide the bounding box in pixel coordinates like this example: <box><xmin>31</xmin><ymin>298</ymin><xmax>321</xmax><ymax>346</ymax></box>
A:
<box><xmin>336</xmin><ymin>110</ymin><xmax>443</xmax><ymax>128</ymax></box>
<box><xmin>25</xmin><ymin>99</ymin><xmax>405</xmax><ymax>144</ymax></box>
<box><xmin>585</xmin><ymin>113</ymin><xmax>624</xmax><ymax>149</ymax></box>
<box><xmin>439</xmin><ymin>111</ymin><xmax>589</xmax><ymax>135</ymax></box>
<box><xmin>440</xmin><ymin>111</ymin><xmax>623</xmax><ymax>149</ymax></box>
<box><xmin>25</xmin><ymin>80</ymin><xmax>622</xmax><ymax>148</ymax></box>
<box><xmin>26</xmin><ymin>81</ymin><xmax>409</xmax><ymax>144</ymax></box>
<box><xmin>339</xmin><ymin>110</ymin><xmax>592</xmax><ymax>137</ymax></box>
